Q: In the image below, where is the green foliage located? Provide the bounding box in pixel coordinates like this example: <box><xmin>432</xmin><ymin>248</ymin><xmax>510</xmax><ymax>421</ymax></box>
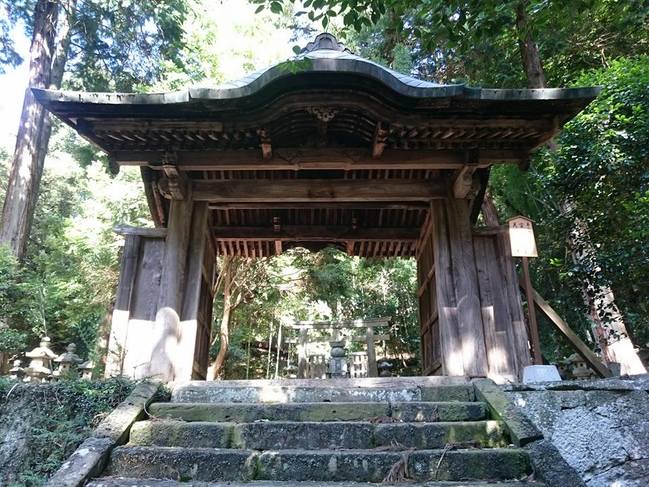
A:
<box><xmin>0</xmin><ymin>377</ymin><xmax>134</xmax><ymax>486</ymax></box>
<box><xmin>218</xmin><ymin>248</ymin><xmax>420</xmax><ymax>378</ymax></box>
<box><xmin>258</xmin><ymin>0</ymin><xmax>648</xmax><ymax>85</ymax></box>
<box><xmin>62</xmin><ymin>0</ymin><xmax>189</xmax><ymax>92</ymax></box>
<box><xmin>490</xmin><ymin>57</ymin><xmax>649</xmax><ymax>356</ymax></box>
<box><xmin>0</xmin><ymin>129</ymin><xmax>151</xmax><ymax>359</ymax></box>
<box><xmin>0</xmin><ymin>1</ymin><xmax>26</xmax><ymax>72</ymax></box>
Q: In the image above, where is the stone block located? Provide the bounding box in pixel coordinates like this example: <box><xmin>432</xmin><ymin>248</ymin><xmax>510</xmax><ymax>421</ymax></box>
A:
<box><xmin>44</xmin><ymin>437</ymin><xmax>113</xmax><ymax>487</ymax></box>
<box><xmin>473</xmin><ymin>379</ymin><xmax>542</xmax><ymax>447</ymax></box>
<box><xmin>522</xmin><ymin>365</ymin><xmax>562</xmax><ymax>384</ymax></box>
<box><xmin>391</xmin><ymin>401</ymin><xmax>486</xmax><ymax>422</ymax></box>
<box><xmin>106</xmin><ymin>446</ymin><xmax>257</xmax><ymax>481</ymax></box>
<box><xmin>129</xmin><ymin>420</ymin><xmax>232</xmax><ymax>448</ymax></box>
<box><xmin>149</xmin><ymin>402</ymin><xmax>391</xmax><ymax>423</ymax></box>
<box><xmin>374</xmin><ymin>420</ymin><xmax>508</xmax><ymax>448</ymax></box>
<box><xmin>233</xmin><ymin>421</ymin><xmax>375</xmax><ymax>450</ymax></box>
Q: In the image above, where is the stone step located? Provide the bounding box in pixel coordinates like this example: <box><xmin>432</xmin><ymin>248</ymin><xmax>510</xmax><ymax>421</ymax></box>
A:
<box><xmin>106</xmin><ymin>446</ymin><xmax>532</xmax><ymax>483</ymax></box>
<box><xmin>129</xmin><ymin>420</ymin><xmax>508</xmax><ymax>450</ymax></box>
<box><xmin>89</xmin><ymin>478</ymin><xmax>545</xmax><ymax>487</ymax></box>
<box><xmin>149</xmin><ymin>401</ymin><xmax>487</xmax><ymax>423</ymax></box>
<box><xmin>171</xmin><ymin>378</ymin><xmax>475</xmax><ymax>404</ymax></box>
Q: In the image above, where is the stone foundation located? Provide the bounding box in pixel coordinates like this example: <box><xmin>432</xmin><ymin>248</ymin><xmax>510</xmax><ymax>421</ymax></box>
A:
<box><xmin>505</xmin><ymin>374</ymin><xmax>649</xmax><ymax>487</ymax></box>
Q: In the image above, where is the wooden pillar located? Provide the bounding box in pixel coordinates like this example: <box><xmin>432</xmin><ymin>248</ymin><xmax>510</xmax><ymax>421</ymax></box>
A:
<box><xmin>148</xmin><ymin>197</ymin><xmax>194</xmax><ymax>381</ymax></box>
<box><xmin>176</xmin><ymin>201</ymin><xmax>210</xmax><ymax>381</ymax></box>
<box><xmin>496</xmin><ymin>231</ymin><xmax>531</xmax><ymax>374</ymax></box>
<box><xmin>432</xmin><ymin>198</ymin><xmax>488</xmax><ymax>376</ymax></box>
<box><xmin>365</xmin><ymin>326</ymin><xmax>378</xmax><ymax>377</ymax></box>
<box><xmin>297</xmin><ymin>327</ymin><xmax>308</xmax><ymax>379</ymax></box>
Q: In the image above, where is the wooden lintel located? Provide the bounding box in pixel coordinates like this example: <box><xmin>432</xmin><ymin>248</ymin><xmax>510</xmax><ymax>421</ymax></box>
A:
<box><xmin>111</xmin><ymin>148</ymin><xmax>526</xmax><ymax>170</ymax></box>
<box><xmin>193</xmin><ymin>179</ymin><xmax>446</xmax><ymax>203</ymax></box>
<box><xmin>209</xmin><ymin>202</ymin><xmax>429</xmax><ymax>210</ymax></box>
<box><xmin>290</xmin><ymin>318</ymin><xmax>391</xmax><ymax>329</ymax></box>
<box><xmin>212</xmin><ymin>225</ymin><xmax>420</xmax><ymax>242</ymax></box>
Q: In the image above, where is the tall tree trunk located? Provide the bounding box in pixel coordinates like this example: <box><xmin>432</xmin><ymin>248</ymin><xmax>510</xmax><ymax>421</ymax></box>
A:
<box><xmin>481</xmin><ymin>190</ymin><xmax>501</xmax><ymax>227</ymax></box>
<box><xmin>513</xmin><ymin>5</ymin><xmax>644</xmax><ymax>374</ymax></box>
<box><xmin>93</xmin><ymin>301</ymin><xmax>114</xmax><ymax>376</ymax></box>
<box><xmin>565</xmin><ymin>202</ymin><xmax>646</xmax><ymax>374</ymax></box>
<box><xmin>27</xmin><ymin>0</ymin><xmax>76</xmax><ymax>239</ymax></box>
<box><xmin>515</xmin><ymin>1</ymin><xmax>546</xmax><ymax>88</ymax></box>
<box><xmin>0</xmin><ymin>0</ymin><xmax>58</xmax><ymax>259</ymax></box>
<box><xmin>208</xmin><ymin>270</ymin><xmax>233</xmax><ymax>380</ymax></box>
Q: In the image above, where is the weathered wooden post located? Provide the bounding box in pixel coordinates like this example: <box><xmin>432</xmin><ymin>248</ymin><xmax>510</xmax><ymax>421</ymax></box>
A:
<box><xmin>431</xmin><ymin>198</ymin><xmax>489</xmax><ymax>376</ymax></box>
<box><xmin>365</xmin><ymin>325</ymin><xmax>378</xmax><ymax>377</ymax></box>
<box><xmin>297</xmin><ymin>326</ymin><xmax>308</xmax><ymax>379</ymax></box>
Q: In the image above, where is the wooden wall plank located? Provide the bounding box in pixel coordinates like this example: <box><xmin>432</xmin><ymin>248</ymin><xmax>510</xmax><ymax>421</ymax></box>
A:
<box><xmin>446</xmin><ymin>198</ymin><xmax>488</xmax><ymax>376</ymax></box>
<box><xmin>105</xmin><ymin>234</ymin><xmax>140</xmax><ymax>377</ymax></box>
<box><xmin>497</xmin><ymin>231</ymin><xmax>531</xmax><ymax>373</ymax></box>
<box><xmin>474</xmin><ymin>235</ymin><xmax>517</xmax><ymax>379</ymax></box>
<box><xmin>431</xmin><ymin>200</ymin><xmax>465</xmax><ymax>375</ymax></box>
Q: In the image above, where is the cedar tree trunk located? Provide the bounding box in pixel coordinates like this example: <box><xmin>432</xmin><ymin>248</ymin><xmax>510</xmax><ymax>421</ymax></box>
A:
<box><xmin>0</xmin><ymin>0</ymin><xmax>58</xmax><ymax>259</ymax></box>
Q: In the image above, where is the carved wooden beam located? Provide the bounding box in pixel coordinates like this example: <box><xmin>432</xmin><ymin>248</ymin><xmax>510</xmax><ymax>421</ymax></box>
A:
<box><xmin>193</xmin><ymin>178</ymin><xmax>446</xmax><ymax>202</ymax></box>
<box><xmin>453</xmin><ymin>165</ymin><xmax>478</xmax><ymax>199</ymax></box>
<box><xmin>258</xmin><ymin>128</ymin><xmax>272</xmax><ymax>160</ymax></box>
<box><xmin>453</xmin><ymin>151</ymin><xmax>480</xmax><ymax>199</ymax></box>
<box><xmin>372</xmin><ymin>122</ymin><xmax>389</xmax><ymax>159</ymax></box>
<box><xmin>158</xmin><ymin>152</ymin><xmax>188</xmax><ymax>200</ymax></box>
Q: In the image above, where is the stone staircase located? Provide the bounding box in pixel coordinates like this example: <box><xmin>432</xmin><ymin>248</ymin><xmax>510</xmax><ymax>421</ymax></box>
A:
<box><xmin>87</xmin><ymin>377</ymin><xmax>542</xmax><ymax>486</ymax></box>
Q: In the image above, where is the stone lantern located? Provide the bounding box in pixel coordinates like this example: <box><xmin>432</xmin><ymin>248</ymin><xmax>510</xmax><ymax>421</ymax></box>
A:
<box><xmin>24</xmin><ymin>336</ymin><xmax>57</xmax><ymax>382</ymax></box>
<box><xmin>328</xmin><ymin>340</ymin><xmax>348</xmax><ymax>378</ymax></box>
<box><xmin>567</xmin><ymin>352</ymin><xmax>593</xmax><ymax>379</ymax></box>
<box><xmin>79</xmin><ymin>360</ymin><xmax>94</xmax><ymax>380</ymax></box>
<box><xmin>378</xmin><ymin>359</ymin><xmax>393</xmax><ymax>377</ymax></box>
<box><xmin>54</xmin><ymin>343</ymin><xmax>84</xmax><ymax>378</ymax></box>
<box><xmin>9</xmin><ymin>359</ymin><xmax>25</xmax><ymax>381</ymax></box>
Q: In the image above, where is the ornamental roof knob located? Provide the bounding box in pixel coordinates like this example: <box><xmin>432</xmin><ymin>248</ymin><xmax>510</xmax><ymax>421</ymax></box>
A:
<box><xmin>302</xmin><ymin>33</ymin><xmax>351</xmax><ymax>54</ymax></box>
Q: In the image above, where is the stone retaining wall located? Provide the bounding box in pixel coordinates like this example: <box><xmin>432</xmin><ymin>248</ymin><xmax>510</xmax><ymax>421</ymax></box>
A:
<box><xmin>504</xmin><ymin>375</ymin><xmax>649</xmax><ymax>487</ymax></box>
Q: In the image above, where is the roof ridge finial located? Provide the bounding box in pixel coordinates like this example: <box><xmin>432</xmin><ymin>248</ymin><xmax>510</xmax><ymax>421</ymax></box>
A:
<box><xmin>302</xmin><ymin>33</ymin><xmax>351</xmax><ymax>54</ymax></box>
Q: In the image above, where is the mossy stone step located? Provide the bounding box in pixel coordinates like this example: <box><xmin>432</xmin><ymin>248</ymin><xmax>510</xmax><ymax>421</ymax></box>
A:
<box><xmin>89</xmin><ymin>479</ymin><xmax>546</xmax><ymax>487</ymax></box>
<box><xmin>129</xmin><ymin>420</ymin><xmax>508</xmax><ymax>450</ymax></box>
<box><xmin>148</xmin><ymin>401</ymin><xmax>487</xmax><ymax>423</ymax></box>
<box><xmin>171</xmin><ymin>383</ymin><xmax>474</xmax><ymax>404</ymax></box>
<box><xmin>106</xmin><ymin>446</ymin><xmax>532</xmax><ymax>483</ymax></box>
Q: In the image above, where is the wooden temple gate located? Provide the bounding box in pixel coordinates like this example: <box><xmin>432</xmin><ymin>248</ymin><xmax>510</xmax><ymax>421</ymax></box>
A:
<box><xmin>35</xmin><ymin>34</ymin><xmax>598</xmax><ymax>382</ymax></box>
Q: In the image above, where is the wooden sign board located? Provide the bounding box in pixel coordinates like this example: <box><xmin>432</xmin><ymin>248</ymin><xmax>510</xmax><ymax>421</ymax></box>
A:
<box><xmin>508</xmin><ymin>216</ymin><xmax>538</xmax><ymax>257</ymax></box>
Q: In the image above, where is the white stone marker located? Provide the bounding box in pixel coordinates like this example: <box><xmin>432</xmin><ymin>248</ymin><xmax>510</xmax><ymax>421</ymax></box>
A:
<box><xmin>523</xmin><ymin>365</ymin><xmax>562</xmax><ymax>384</ymax></box>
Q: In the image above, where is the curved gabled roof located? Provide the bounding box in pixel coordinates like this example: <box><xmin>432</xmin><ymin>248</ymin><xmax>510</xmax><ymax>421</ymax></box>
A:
<box><xmin>33</xmin><ymin>33</ymin><xmax>599</xmax><ymax>109</ymax></box>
